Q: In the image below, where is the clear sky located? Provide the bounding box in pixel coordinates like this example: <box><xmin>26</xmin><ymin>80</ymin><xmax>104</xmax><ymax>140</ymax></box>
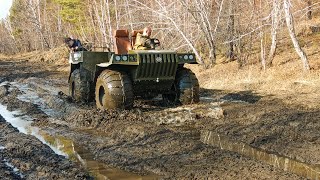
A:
<box><xmin>0</xmin><ymin>0</ymin><xmax>13</xmax><ymax>19</ymax></box>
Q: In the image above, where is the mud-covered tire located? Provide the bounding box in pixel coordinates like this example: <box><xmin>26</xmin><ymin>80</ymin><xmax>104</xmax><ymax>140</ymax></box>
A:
<box><xmin>163</xmin><ymin>68</ymin><xmax>199</xmax><ymax>105</ymax></box>
<box><xmin>95</xmin><ymin>70</ymin><xmax>134</xmax><ymax>110</ymax></box>
<box><xmin>69</xmin><ymin>69</ymin><xmax>91</xmax><ymax>102</ymax></box>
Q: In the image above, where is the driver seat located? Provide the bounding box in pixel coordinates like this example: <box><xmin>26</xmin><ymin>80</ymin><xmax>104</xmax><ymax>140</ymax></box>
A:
<box><xmin>114</xmin><ymin>30</ymin><xmax>132</xmax><ymax>54</ymax></box>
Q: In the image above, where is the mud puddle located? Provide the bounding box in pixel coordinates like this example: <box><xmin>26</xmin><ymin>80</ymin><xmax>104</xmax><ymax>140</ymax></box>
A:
<box><xmin>10</xmin><ymin>80</ymin><xmax>64</xmax><ymax>117</ymax></box>
<box><xmin>0</xmin><ymin>103</ymin><xmax>66</xmax><ymax>155</ymax></box>
<box><xmin>0</xmin><ymin>103</ymin><xmax>159</xmax><ymax>179</ymax></box>
<box><xmin>39</xmin><ymin>131</ymin><xmax>160</xmax><ymax>179</ymax></box>
<box><xmin>201</xmin><ymin>130</ymin><xmax>320</xmax><ymax>180</ymax></box>
<box><xmin>3</xmin><ymin>160</ymin><xmax>24</xmax><ymax>178</ymax></box>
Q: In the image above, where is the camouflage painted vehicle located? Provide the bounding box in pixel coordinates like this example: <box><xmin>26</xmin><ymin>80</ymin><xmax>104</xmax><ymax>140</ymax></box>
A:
<box><xmin>68</xmin><ymin>29</ymin><xmax>199</xmax><ymax>110</ymax></box>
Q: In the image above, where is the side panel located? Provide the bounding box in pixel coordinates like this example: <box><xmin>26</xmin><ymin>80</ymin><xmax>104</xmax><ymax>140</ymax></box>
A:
<box><xmin>82</xmin><ymin>51</ymin><xmax>113</xmax><ymax>74</ymax></box>
<box><xmin>73</xmin><ymin>51</ymin><xmax>113</xmax><ymax>85</ymax></box>
<box><xmin>70</xmin><ymin>52</ymin><xmax>113</xmax><ymax>94</ymax></box>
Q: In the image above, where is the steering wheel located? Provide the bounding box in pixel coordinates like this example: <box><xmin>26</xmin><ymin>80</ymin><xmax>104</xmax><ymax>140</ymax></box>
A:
<box><xmin>150</xmin><ymin>38</ymin><xmax>161</xmax><ymax>49</ymax></box>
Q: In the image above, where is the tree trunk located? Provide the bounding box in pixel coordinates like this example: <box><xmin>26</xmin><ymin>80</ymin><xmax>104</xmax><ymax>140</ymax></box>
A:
<box><xmin>93</xmin><ymin>0</ymin><xmax>108</xmax><ymax>47</ymax></box>
<box><xmin>114</xmin><ymin>0</ymin><xmax>119</xmax><ymax>29</ymax></box>
<box><xmin>259</xmin><ymin>0</ymin><xmax>266</xmax><ymax>70</ymax></box>
<box><xmin>307</xmin><ymin>0</ymin><xmax>312</xmax><ymax>20</ymax></box>
<box><xmin>105</xmin><ymin>0</ymin><xmax>113</xmax><ymax>50</ymax></box>
<box><xmin>267</xmin><ymin>0</ymin><xmax>281</xmax><ymax>67</ymax></box>
<box><xmin>125</xmin><ymin>0</ymin><xmax>133</xmax><ymax>31</ymax></box>
<box><xmin>283</xmin><ymin>0</ymin><xmax>310</xmax><ymax>71</ymax></box>
<box><xmin>227</xmin><ymin>0</ymin><xmax>235</xmax><ymax>61</ymax></box>
<box><xmin>209</xmin><ymin>45</ymin><xmax>216</xmax><ymax>65</ymax></box>
<box><xmin>260</xmin><ymin>33</ymin><xmax>266</xmax><ymax>70</ymax></box>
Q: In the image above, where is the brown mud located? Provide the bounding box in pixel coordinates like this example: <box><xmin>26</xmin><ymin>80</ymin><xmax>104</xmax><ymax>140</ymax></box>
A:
<box><xmin>0</xmin><ymin>114</ymin><xmax>91</xmax><ymax>179</ymax></box>
<box><xmin>0</xmin><ymin>57</ymin><xmax>316</xmax><ymax>179</ymax></box>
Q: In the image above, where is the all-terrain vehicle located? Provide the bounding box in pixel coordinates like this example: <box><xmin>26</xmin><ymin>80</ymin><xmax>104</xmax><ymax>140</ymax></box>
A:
<box><xmin>68</xmin><ymin>29</ymin><xmax>199</xmax><ymax>110</ymax></box>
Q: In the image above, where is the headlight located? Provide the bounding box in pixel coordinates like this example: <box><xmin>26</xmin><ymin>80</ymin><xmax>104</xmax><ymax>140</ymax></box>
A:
<box><xmin>115</xmin><ymin>56</ymin><xmax>121</xmax><ymax>61</ymax></box>
<box><xmin>184</xmin><ymin>55</ymin><xmax>188</xmax><ymax>60</ymax></box>
<box><xmin>189</xmin><ymin>55</ymin><xmax>194</xmax><ymax>60</ymax></box>
<box><xmin>122</xmin><ymin>56</ymin><xmax>128</xmax><ymax>61</ymax></box>
<box><xmin>74</xmin><ymin>52</ymin><xmax>82</xmax><ymax>60</ymax></box>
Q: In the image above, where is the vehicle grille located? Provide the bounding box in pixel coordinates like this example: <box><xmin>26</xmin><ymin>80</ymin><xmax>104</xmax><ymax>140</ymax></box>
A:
<box><xmin>136</xmin><ymin>53</ymin><xmax>178</xmax><ymax>79</ymax></box>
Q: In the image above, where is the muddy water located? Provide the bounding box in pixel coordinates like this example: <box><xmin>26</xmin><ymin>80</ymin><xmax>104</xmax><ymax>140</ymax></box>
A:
<box><xmin>0</xmin><ymin>103</ymin><xmax>67</xmax><ymax>156</ymax></box>
<box><xmin>39</xmin><ymin>131</ymin><xmax>159</xmax><ymax>180</ymax></box>
<box><xmin>0</xmin><ymin>103</ymin><xmax>159</xmax><ymax>179</ymax></box>
<box><xmin>201</xmin><ymin>131</ymin><xmax>320</xmax><ymax>180</ymax></box>
<box><xmin>3</xmin><ymin>161</ymin><xmax>24</xmax><ymax>178</ymax></box>
<box><xmin>11</xmin><ymin>81</ymin><xmax>63</xmax><ymax>117</ymax></box>
<box><xmin>0</xmin><ymin>103</ymin><xmax>32</xmax><ymax>134</ymax></box>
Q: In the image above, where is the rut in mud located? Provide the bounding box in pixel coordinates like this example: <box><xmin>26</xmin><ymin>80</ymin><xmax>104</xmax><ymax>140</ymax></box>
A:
<box><xmin>0</xmin><ymin>114</ymin><xmax>91</xmax><ymax>179</ymax></box>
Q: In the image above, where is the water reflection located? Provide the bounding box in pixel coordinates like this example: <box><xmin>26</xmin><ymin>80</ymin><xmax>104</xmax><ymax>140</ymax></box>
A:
<box><xmin>39</xmin><ymin>132</ymin><xmax>159</xmax><ymax>180</ymax></box>
<box><xmin>0</xmin><ymin>104</ymin><xmax>32</xmax><ymax>134</ymax></box>
<box><xmin>0</xmin><ymin>104</ymin><xmax>67</xmax><ymax>156</ymax></box>
<box><xmin>0</xmin><ymin>103</ymin><xmax>159</xmax><ymax>180</ymax></box>
<box><xmin>201</xmin><ymin>131</ymin><xmax>320</xmax><ymax>180</ymax></box>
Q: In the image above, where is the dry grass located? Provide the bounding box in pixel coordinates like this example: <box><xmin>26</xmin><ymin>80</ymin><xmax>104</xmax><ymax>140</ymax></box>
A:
<box><xmin>1</xmin><ymin>46</ymin><xmax>70</xmax><ymax>72</ymax></box>
<box><xmin>188</xmin><ymin>21</ymin><xmax>320</xmax><ymax>109</ymax></box>
<box><xmin>1</xmin><ymin>45</ymin><xmax>69</xmax><ymax>66</ymax></box>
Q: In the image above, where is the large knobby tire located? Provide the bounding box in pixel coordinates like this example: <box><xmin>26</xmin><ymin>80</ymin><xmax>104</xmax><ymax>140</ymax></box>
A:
<box><xmin>163</xmin><ymin>68</ymin><xmax>200</xmax><ymax>105</ymax></box>
<box><xmin>95</xmin><ymin>70</ymin><xmax>134</xmax><ymax>110</ymax></box>
<box><xmin>69</xmin><ymin>69</ymin><xmax>91</xmax><ymax>102</ymax></box>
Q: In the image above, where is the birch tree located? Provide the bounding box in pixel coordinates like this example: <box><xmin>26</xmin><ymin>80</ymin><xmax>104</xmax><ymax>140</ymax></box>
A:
<box><xmin>267</xmin><ymin>0</ymin><xmax>282</xmax><ymax>67</ymax></box>
<box><xmin>181</xmin><ymin>0</ymin><xmax>220</xmax><ymax>65</ymax></box>
<box><xmin>26</xmin><ymin>0</ymin><xmax>50</xmax><ymax>49</ymax></box>
<box><xmin>283</xmin><ymin>0</ymin><xmax>310</xmax><ymax>70</ymax></box>
<box><xmin>226</xmin><ymin>0</ymin><xmax>235</xmax><ymax>61</ymax></box>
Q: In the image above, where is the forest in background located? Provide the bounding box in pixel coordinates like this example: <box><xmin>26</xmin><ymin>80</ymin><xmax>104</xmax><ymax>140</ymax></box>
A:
<box><xmin>0</xmin><ymin>0</ymin><xmax>319</xmax><ymax>70</ymax></box>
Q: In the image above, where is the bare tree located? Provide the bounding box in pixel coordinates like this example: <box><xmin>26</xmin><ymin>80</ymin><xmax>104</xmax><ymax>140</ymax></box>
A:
<box><xmin>283</xmin><ymin>0</ymin><xmax>310</xmax><ymax>70</ymax></box>
<box><xmin>105</xmin><ymin>0</ymin><xmax>114</xmax><ymax>49</ymax></box>
<box><xmin>267</xmin><ymin>0</ymin><xmax>282</xmax><ymax>67</ymax></box>
<box><xmin>93</xmin><ymin>0</ymin><xmax>108</xmax><ymax>47</ymax></box>
<box><xmin>26</xmin><ymin>0</ymin><xmax>51</xmax><ymax>49</ymax></box>
<box><xmin>258</xmin><ymin>1</ymin><xmax>267</xmax><ymax>70</ymax></box>
<box><xmin>307</xmin><ymin>0</ymin><xmax>312</xmax><ymax>20</ymax></box>
<box><xmin>227</xmin><ymin>0</ymin><xmax>235</xmax><ymax>61</ymax></box>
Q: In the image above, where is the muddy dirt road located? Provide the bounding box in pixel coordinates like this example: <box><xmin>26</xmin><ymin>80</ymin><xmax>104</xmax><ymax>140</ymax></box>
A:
<box><xmin>0</xmin><ymin>57</ymin><xmax>318</xmax><ymax>179</ymax></box>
